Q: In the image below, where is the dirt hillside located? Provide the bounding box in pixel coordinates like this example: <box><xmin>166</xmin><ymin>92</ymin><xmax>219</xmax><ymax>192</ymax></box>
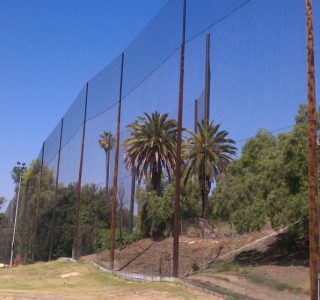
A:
<box><xmin>85</xmin><ymin>229</ymin><xmax>275</xmax><ymax>277</ymax></box>
<box><xmin>85</xmin><ymin>228</ymin><xmax>310</xmax><ymax>299</ymax></box>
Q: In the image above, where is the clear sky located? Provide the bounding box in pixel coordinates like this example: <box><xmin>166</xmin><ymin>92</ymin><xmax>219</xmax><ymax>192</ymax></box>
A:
<box><xmin>1</xmin><ymin>0</ymin><xmax>320</xmax><ymax>211</ymax></box>
<box><xmin>0</xmin><ymin>0</ymin><xmax>166</xmax><ymax>208</ymax></box>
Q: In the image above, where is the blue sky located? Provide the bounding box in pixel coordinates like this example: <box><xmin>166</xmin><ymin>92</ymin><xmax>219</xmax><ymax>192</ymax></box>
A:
<box><xmin>1</xmin><ymin>0</ymin><xmax>320</xmax><ymax>211</ymax></box>
<box><xmin>0</xmin><ymin>0</ymin><xmax>166</xmax><ymax>208</ymax></box>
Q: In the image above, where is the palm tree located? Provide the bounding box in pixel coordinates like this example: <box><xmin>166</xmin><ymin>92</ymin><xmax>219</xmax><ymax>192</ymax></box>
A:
<box><xmin>98</xmin><ymin>131</ymin><xmax>115</xmax><ymax>202</ymax></box>
<box><xmin>122</xmin><ymin>112</ymin><xmax>177</xmax><ymax>194</ymax></box>
<box><xmin>183</xmin><ymin>120</ymin><xmax>236</xmax><ymax>220</ymax></box>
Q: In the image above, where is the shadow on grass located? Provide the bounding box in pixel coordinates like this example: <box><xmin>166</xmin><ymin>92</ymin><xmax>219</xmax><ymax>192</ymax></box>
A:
<box><xmin>233</xmin><ymin>232</ymin><xmax>308</xmax><ymax>267</ymax></box>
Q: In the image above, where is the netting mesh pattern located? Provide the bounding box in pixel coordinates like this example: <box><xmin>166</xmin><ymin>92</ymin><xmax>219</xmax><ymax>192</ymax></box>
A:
<box><xmin>1</xmin><ymin>0</ymin><xmax>318</xmax><ymax>268</ymax></box>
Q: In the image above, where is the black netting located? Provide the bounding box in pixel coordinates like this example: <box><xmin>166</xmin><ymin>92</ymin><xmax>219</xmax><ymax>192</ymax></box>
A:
<box><xmin>6</xmin><ymin>1</ymin><xmax>320</xmax><ymax>278</ymax></box>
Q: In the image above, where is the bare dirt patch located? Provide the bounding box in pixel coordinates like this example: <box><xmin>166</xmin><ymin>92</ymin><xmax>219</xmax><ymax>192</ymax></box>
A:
<box><xmin>60</xmin><ymin>272</ymin><xmax>81</xmax><ymax>278</ymax></box>
<box><xmin>85</xmin><ymin>230</ymin><xmax>274</xmax><ymax>277</ymax></box>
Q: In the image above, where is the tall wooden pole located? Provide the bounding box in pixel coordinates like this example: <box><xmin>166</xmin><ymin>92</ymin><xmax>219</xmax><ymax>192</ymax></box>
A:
<box><xmin>105</xmin><ymin>149</ymin><xmax>110</xmax><ymax>202</ymax></box>
<box><xmin>72</xmin><ymin>83</ymin><xmax>89</xmax><ymax>260</ymax></box>
<box><xmin>48</xmin><ymin>118</ymin><xmax>64</xmax><ymax>260</ymax></box>
<box><xmin>204</xmin><ymin>33</ymin><xmax>211</xmax><ymax>122</ymax></box>
<box><xmin>173</xmin><ymin>0</ymin><xmax>186</xmax><ymax>278</ymax></box>
<box><xmin>32</xmin><ymin>142</ymin><xmax>45</xmax><ymax>263</ymax></box>
<box><xmin>306</xmin><ymin>0</ymin><xmax>319</xmax><ymax>299</ymax></box>
<box><xmin>194</xmin><ymin>99</ymin><xmax>198</xmax><ymax>134</ymax></box>
<box><xmin>109</xmin><ymin>52</ymin><xmax>124</xmax><ymax>270</ymax></box>
<box><xmin>129</xmin><ymin>167</ymin><xmax>136</xmax><ymax>234</ymax></box>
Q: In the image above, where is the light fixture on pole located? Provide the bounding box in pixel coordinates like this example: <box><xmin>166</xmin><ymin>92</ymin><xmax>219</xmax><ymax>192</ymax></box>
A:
<box><xmin>10</xmin><ymin>161</ymin><xmax>26</xmax><ymax>267</ymax></box>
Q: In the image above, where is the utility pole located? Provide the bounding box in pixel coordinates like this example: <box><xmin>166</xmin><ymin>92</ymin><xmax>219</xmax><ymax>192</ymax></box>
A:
<box><xmin>109</xmin><ymin>52</ymin><xmax>124</xmax><ymax>270</ymax></box>
<box><xmin>105</xmin><ymin>148</ymin><xmax>110</xmax><ymax>201</ymax></box>
<box><xmin>306</xmin><ymin>0</ymin><xmax>319</xmax><ymax>299</ymax></box>
<box><xmin>32</xmin><ymin>142</ymin><xmax>45</xmax><ymax>263</ymax></box>
<box><xmin>194</xmin><ymin>99</ymin><xmax>198</xmax><ymax>134</ymax></box>
<box><xmin>10</xmin><ymin>161</ymin><xmax>25</xmax><ymax>267</ymax></box>
<box><xmin>72</xmin><ymin>83</ymin><xmax>89</xmax><ymax>260</ymax></box>
<box><xmin>129</xmin><ymin>167</ymin><xmax>136</xmax><ymax>234</ymax></box>
<box><xmin>48</xmin><ymin>118</ymin><xmax>64</xmax><ymax>260</ymax></box>
<box><xmin>173</xmin><ymin>0</ymin><xmax>187</xmax><ymax>278</ymax></box>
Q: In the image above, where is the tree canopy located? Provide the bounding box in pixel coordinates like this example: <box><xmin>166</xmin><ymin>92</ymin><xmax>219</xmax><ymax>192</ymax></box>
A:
<box><xmin>212</xmin><ymin>105</ymin><xmax>310</xmax><ymax>235</ymax></box>
<box><xmin>122</xmin><ymin>112</ymin><xmax>177</xmax><ymax>193</ymax></box>
<box><xmin>183</xmin><ymin>120</ymin><xmax>236</xmax><ymax>219</ymax></box>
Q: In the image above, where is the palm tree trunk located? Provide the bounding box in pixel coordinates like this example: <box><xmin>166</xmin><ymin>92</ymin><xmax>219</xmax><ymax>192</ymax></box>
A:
<box><xmin>203</xmin><ymin>179</ymin><xmax>209</xmax><ymax>221</ymax></box>
<box><xmin>199</xmin><ymin>176</ymin><xmax>209</xmax><ymax>238</ymax></box>
<box><xmin>152</xmin><ymin>163</ymin><xmax>162</xmax><ymax>194</ymax></box>
<box><xmin>199</xmin><ymin>176</ymin><xmax>207</xmax><ymax>219</ymax></box>
<box><xmin>204</xmin><ymin>178</ymin><xmax>211</xmax><ymax>221</ymax></box>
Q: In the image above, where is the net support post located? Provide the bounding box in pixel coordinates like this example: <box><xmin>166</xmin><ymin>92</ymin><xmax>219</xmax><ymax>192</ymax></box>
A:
<box><xmin>173</xmin><ymin>0</ymin><xmax>187</xmax><ymax>278</ymax></box>
<box><xmin>109</xmin><ymin>52</ymin><xmax>125</xmax><ymax>270</ymax></box>
<box><xmin>48</xmin><ymin>118</ymin><xmax>64</xmax><ymax>261</ymax></box>
<box><xmin>306</xmin><ymin>0</ymin><xmax>319</xmax><ymax>299</ymax></box>
<box><xmin>72</xmin><ymin>83</ymin><xmax>89</xmax><ymax>260</ymax></box>
<box><xmin>31</xmin><ymin>141</ymin><xmax>45</xmax><ymax>263</ymax></box>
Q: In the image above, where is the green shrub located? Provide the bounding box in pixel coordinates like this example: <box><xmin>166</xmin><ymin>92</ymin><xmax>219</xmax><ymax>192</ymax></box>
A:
<box><xmin>95</xmin><ymin>228</ymin><xmax>144</xmax><ymax>252</ymax></box>
<box><xmin>211</xmin><ymin>107</ymin><xmax>312</xmax><ymax>237</ymax></box>
<box><xmin>191</xmin><ymin>261</ymin><xmax>199</xmax><ymax>272</ymax></box>
<box><xmin>275</xmin><ymin>282</ymin><xmax>291</xmax><ymax>291</ymax></box>
<box><xmin>230</xmin><ymin>201</ymin><xmax>268</xmax><ymax>234</ymax></box>
<box><xmin>136</xmin><ymin>180</ymin><xmax>201</xmax><ymax>238</ymax></box>
<box><xmin>210</xmin><ymin>262</ymin><xmax>240</xmax><ymax>273</ymax></box>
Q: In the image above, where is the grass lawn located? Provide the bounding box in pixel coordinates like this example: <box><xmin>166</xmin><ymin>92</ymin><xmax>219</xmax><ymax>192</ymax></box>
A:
<box><xmin>0</xmin><ymin>259</ymin><xmax>219</xmax><ymax>299</ymax></box>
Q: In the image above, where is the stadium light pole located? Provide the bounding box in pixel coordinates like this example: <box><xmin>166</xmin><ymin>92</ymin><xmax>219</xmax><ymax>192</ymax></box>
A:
<box><xmin>305</xmin><ymin>0</ymin><xmax>319</xmax><ymax>299</ymax></box>
<box><xmin>10</xmin><ymin>161</ymin><xmax>26</xmax><ymax>267</ymax></box>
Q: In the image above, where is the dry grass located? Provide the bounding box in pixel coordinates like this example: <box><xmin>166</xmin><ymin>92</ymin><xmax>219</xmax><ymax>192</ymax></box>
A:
<box><xmin>187</xmin><ymin>262</ymin><xmax>309</xmax><ymax>300</ymax></box>
<box><xmin>0</xmin><ymin>259</ymin><xmax>220</xmax><ymax>299</ymax></box>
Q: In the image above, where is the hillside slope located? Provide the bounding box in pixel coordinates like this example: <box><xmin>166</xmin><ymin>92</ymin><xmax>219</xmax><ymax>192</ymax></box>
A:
<box><xmin>86</xmin><ymin>229</ymin><xmax>275</xmax><ymax>277</ymax></box>
<box><xmin>86</xmin><ymin>229</ymin><xmax>309</xmax><ymax>300</ymax></box>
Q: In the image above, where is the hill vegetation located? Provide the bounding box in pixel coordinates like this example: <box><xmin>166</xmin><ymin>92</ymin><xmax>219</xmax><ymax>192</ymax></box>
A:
<box><xmin>0</xmin><ymin>104</ymin><xmax>314</xmax><ymax>266</ymax></box>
